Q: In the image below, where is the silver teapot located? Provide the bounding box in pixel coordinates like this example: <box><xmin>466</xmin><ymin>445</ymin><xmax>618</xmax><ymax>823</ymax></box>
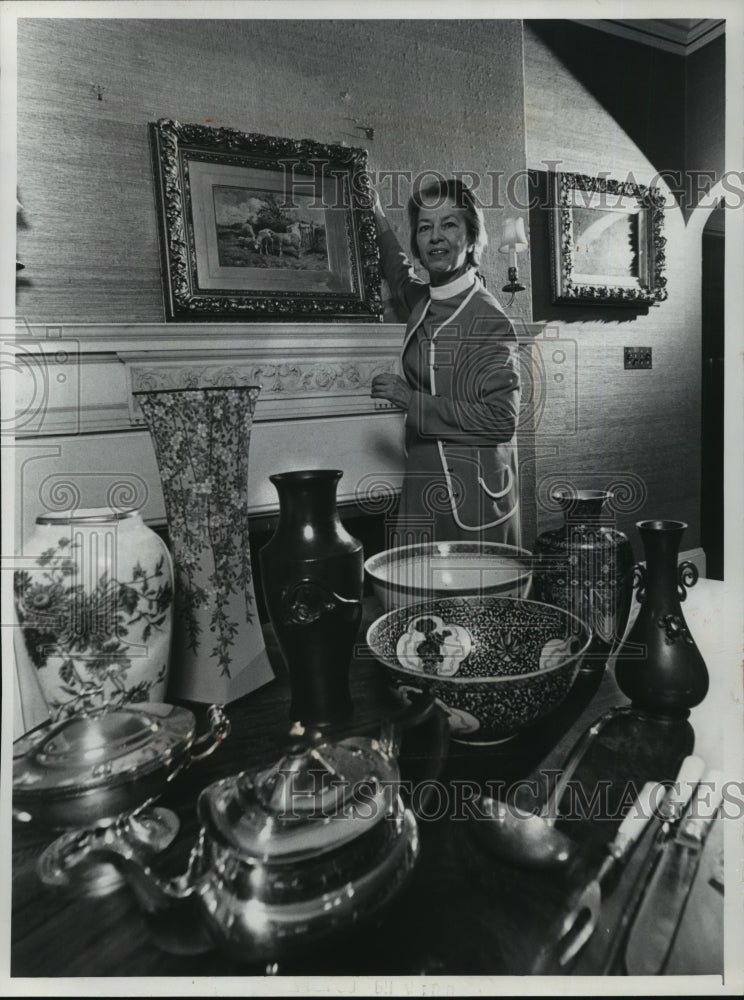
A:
<box><xmin>93</xmin><ymin>695</ymin><xmax>441</xmax><ymax>961</ymax></box>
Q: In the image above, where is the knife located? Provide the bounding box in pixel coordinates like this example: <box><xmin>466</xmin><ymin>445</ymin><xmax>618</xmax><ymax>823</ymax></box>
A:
<box><xmin>569</xmin><ymin>753</ymin><xmax>707</xmax><ymax>975</ymax></box>
<box><xmin>655</xmin><ymin>755</ymin><xmax>708</xmax><ymax>827</ymax></box>
<box><xmin>623</xmin><ymin>768</ymin><xmax>724</xmax><ymax>976</ymax></box>
<box><xmin>531</xmin><ymin>779</ymin><xmax>662</xmax><ymax>973</ymax></box>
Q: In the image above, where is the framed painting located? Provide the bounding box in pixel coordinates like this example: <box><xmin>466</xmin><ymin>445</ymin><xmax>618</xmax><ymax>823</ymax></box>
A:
<box><xmin>549</xmin><ymin>171</ymin><xmax>668</xmax><ymax>306</ymax></box>
<box><xmin>149</xmin><ymin>119</ymin><xmax>383</xmax><ymax>321</ymax></box>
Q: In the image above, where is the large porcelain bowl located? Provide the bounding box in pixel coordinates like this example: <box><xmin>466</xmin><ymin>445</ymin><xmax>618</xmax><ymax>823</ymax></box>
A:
<box><xmin>364</xmin><ymin>542</ymin><xmax>533</xmax><ymax>611</ymax></box>
<box><xmin>366</xmin><ymin>596</ymin><xmax>591</xmax><ymax>745</ymax></box>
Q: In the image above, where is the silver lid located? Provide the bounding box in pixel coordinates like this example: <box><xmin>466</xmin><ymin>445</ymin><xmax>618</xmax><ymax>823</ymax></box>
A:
<box><xmin>13</xmin><ymin>703</ymin><xmax>195</xmax><ymax>799</ymax></box>
<box><xmin>198</xmin><ymin>735</ymin><xmax>401</xmax><ymax>861</ymax></box>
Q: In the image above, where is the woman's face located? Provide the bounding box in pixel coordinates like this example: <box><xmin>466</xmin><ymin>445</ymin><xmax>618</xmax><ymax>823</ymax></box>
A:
<box><xmin>414</xmin><ymin>198</ymin><xmax>473</xmax><ymax>286</ymax></box>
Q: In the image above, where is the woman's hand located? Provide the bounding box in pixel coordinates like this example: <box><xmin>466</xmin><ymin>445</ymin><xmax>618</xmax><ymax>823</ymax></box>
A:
<box><xmin>371</xmin><ymin>185</ymin><xmax>383</xmax><ymax>217</ymax></box>
<box><xmin>371</xmin><ymin>373</ymin><xmax>413</xmax><ymax>410</ymax></box>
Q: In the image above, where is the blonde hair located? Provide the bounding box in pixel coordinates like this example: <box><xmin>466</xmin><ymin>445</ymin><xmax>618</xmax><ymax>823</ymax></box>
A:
<box><xmin>407</xmin><ymin>178</ymin><xmax>487</xmax><ymax>268</ymax></box>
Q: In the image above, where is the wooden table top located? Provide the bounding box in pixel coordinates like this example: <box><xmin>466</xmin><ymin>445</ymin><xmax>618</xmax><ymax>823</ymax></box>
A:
<box><xmin>10</xmin><ymin>588</ymin><xmax>728</xmax><ymax>983</ymax></box>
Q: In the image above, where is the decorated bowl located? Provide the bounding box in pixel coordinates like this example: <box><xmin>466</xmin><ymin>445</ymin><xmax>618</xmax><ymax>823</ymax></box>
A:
<box><xmin>366</xmin><ymin>596</ymin><xmax>591</xmax><ymax>745</ymax></box>
<box><xmin>364</xmin><ymin>541</ymin><xmax>533</xmax><ymax>612</ymax></box>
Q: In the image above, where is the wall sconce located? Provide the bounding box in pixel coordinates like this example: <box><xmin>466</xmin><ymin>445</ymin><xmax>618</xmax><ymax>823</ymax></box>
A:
<box><xmin>499</xmin><ymin>216</ymin><xmax>528</xmax><ymax>304</ymax></box>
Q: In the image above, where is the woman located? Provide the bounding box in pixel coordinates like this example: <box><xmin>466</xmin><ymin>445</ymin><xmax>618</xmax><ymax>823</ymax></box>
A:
<box><xmin>371</xmin><ymin>178</ymin><xmax>521</xmax><ymax>547</ymax></box>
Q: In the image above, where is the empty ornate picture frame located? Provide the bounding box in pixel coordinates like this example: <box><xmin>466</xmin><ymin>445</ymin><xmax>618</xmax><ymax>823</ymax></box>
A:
<box><xmin>549</xmin><ymin>171</ymin><xmax>668</xmax><ymax>306</ymax></box>
<box><xmin>149</xmin><ymin>119</ymin><xmax>383</xmax><ymax>321</ymax></box>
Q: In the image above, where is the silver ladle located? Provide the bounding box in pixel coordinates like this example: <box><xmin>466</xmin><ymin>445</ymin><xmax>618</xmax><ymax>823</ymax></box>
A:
<box><xmin>470</xmin><ymin>707</ymin><xmax>631</xmax><ymax>868</ymax></box>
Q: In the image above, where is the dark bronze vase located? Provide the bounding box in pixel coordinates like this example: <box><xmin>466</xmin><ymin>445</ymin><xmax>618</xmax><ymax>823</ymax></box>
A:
<box><xmin>532</xmin><ymin>490</ymin><xmax>634</xmax><ymax>671</ymax></box>
<box><xmin>259</xmin><ymin>470</ymin><xmax>364</xmax><ymax>728</ymax></box>
<box><xmin>614</xmin><ymin>520</ymin><xmax>709</xmax><ymax>718</ymax></box>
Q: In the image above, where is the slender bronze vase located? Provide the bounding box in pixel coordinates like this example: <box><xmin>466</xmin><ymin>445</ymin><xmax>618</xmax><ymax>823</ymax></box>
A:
<box><xmin>532</xmin><ymin>490</ymin><xmax>634</xmax><ymax>671</ymax></box>
<box><xmin>614</xmin><ymin>520</ymin><xmax>709</xmax><ymax>718</ymax></box>
<box><xmin>260</xmin><ymin>470</ymin><xmax>363</xmax><ymax>727</ymax></box>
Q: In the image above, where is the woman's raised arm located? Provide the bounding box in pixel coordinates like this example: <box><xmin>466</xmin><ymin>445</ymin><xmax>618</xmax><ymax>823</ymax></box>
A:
<box><xmin>374</xmin><ymin>191</ymin><xmax>426</xmax><ymax>317</ymax></box>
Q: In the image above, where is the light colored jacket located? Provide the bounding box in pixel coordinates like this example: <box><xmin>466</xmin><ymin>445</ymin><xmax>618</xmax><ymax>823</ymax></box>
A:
<box><xmin>380</xmin><ymin>228</ymin><xmax>521</xmax><ymax>540</ymax></box>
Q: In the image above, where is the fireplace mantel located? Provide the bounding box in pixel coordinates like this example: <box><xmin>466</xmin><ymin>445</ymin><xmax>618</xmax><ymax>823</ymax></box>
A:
<box><xmin>13</xmin><ymin>322</ymin><xmax>406</xmax><ymax>436</ymax></box>
<box><xmin>12</xmin><ymin>320</ymin><xmax>548</xmax><ymax>546</ymax></box>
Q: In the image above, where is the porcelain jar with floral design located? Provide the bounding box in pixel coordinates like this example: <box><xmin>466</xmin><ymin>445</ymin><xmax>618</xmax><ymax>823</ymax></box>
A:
<box><xmin>134</xmin><ymin>386</ymin><xmax>274</xmax><ymax>704</ymax></box>
<box><xmin>14</xmin><ymin>508</ymin><xmax>173</xmax><ymax>722</ymax></box>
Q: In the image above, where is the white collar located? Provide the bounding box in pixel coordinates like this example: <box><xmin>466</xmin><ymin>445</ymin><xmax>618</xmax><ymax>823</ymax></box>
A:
<box><xmin>429</xmin><ymin>268</ymin><xmax>477</xmax><ymax>301</ymax></box>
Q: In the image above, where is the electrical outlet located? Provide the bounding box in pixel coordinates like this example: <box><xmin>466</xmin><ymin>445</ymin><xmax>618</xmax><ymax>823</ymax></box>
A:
<box><xmin>624</xmin><ymin>347</ymin><xmax>652</xmax><ymax>370</ymax></box>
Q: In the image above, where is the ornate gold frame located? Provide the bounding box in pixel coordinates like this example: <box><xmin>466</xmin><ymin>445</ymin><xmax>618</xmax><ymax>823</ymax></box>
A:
<box><xmin>549</xmin><ymin>171</ymin><xmax>668</xmax><ymax>307</ymax></box>
<box><xmin>149</xmin><ymin>119</ymin><xmax>382</xmax><ymax>322</ymax></box>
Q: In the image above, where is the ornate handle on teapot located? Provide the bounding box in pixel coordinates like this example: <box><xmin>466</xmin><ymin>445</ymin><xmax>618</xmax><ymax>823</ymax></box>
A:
<box><xmin>378</xmin><ymin>691</ymin><xmax>438</xmax><ymax>760</ymax></box>
<box><xmin>281</xmin><ymin>577</ymin><xmax>361</xmax><ymax>626</ymax></box>
<box><xmin>189</xmin><ymin>704</ymin><xmax>231</xmax><ymax>761</ymax></box>
<box><xmin>164</xmin><ymin>705</ymin><xmax>231</xmax><ymax>787</ymax></box>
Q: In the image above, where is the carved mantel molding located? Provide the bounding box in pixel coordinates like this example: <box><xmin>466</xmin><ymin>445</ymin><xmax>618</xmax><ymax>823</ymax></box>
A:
<box><xmin>120</xmin><ymin>346</ymin><xmax>402</xmax><ymax>425</ymax></box>
<box><xmin>12</xmin><ymin>320</ymin><xmax>547</xmax><ymax>549</ymax></box>
<box><xmin>13</xmin><ymin>320</ymin><xmax>549</xmax><ymax>438</ymax></box>
<box><xmin>11</xmin><ymin>322</ymin><xmax>406</xmax><ymax>436</ymax></box>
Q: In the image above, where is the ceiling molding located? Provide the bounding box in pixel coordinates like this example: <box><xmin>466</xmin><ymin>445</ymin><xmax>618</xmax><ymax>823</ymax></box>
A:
<box><xmin>571</xmin><ymin>19</ymin><xmax>725</xmax><ymax>55</ymax></box>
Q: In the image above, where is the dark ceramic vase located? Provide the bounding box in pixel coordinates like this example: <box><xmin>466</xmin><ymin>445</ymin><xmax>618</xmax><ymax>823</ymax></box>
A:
<box><xmin>260</xmin><ymin>470</ymin><xmax>364</xmax><ymax>728</ymax></box>
<box><xmin>532</xmin><ymin>490</ymin><xmax>634</xmax><ymax>671</ymax></box>
<box><xmin>614</xmin><ymin>520</ymin><xmax>709</xmax><ymax>718</ymax></box>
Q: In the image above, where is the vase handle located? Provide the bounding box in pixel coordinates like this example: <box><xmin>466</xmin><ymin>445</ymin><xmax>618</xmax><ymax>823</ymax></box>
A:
<box><xmin>281</xmin><ymin>577</ymin><xmax>362</xmax><ymax>626</ymax></box>
<box><xmin>631</xmin><ymin>562</ymin><xmax>647</xmax><ymax>603</ymax></box>
<box><xmin>677</xmin><ymin>560</ymin><xmax>699</xmax><ymax>601</ymax></box>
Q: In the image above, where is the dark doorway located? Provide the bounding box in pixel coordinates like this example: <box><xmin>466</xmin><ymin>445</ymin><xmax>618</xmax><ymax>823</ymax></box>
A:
<box><xmin>700</xmin><ymin>206</ymin><xmax>725</xmax><ymax>580</ymax></box>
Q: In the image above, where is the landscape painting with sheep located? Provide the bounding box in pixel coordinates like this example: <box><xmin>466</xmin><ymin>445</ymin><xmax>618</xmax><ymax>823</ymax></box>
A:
<box><xmin>214</xmin><ymin>185</ymin><xmax>329</xmax><ymax>271</ymax></box>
